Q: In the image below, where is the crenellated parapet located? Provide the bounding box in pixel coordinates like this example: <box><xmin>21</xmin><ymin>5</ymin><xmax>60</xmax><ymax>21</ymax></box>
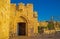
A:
<box><xmin>26</xmin><ymin>3</ymin><xmax>33</xmax><ymax>12</ymax></box>
<box><xmin>10</xmin><ymin>3</ymin><xmax>33</xmax><ymax>12</ymax></box>
<box><xmin>18</xmin><ymin>3</ymin><xmax>25</xmax><ymax>10</ymax></box>
<box><xmin>10</xmin><ymin>4</ymin><xmax>16</xmax><ymax>10</ymax></box>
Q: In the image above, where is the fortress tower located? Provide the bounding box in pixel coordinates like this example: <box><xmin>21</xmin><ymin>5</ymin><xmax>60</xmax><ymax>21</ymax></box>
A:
<box><xmin>0</xmin><ymin>0</ymin><xmax>10</xmax><ymax>39</ymax></box>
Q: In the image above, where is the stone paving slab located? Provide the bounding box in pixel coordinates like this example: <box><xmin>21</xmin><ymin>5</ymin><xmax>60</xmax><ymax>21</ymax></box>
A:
<box><xmin>11</xmin><ymin>32</ymin><xmax>60</xmax><ymax>39</ymax></box>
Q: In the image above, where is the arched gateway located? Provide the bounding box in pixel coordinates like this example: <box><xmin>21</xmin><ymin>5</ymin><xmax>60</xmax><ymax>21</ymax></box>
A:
<box><xmin>14</xmin><ymin>16</ymin><xmax>29</xmax><ymax>36</ymax></box>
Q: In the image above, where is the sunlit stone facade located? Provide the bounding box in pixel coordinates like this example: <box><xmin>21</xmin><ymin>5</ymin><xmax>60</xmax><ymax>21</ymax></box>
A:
<box><xmin>0</xmin><ymin>0</ymin><xmax>10</xmax><ymax>39</ymax></box>
<box><xmin>0</xmin><ymin>0</ymin><xmax>39</xmax><ymax>39</ymax></box>
<box><xmin>10</xmin><ymin>3</ymin><xmax>39</xmax><ymax>37</ymax></box>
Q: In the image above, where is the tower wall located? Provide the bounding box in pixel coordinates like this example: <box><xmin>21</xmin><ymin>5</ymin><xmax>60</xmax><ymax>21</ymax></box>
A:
<box><xmin>0</xmin><ymin>0</ymin><xmax>10</xmax><ymax>39</ymax></box>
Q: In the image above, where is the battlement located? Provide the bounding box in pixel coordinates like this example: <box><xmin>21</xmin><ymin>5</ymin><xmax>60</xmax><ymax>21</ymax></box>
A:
<box><xmin>26</xmin><ymin>3</ymin><xmax>33</xmax><ymax>8</ymax></box>
<box><xmin>11</xmin><ymin>3</ymin><xmax>16</xmax><ymax>7</ymax></box>
<box><xmin>10</xmin><ymin>3</ymin><xmax>16</xmax><ymax>8</ymax></box>
<box><xmin>18</xmin><ymin>2</ymin><xmax>25</xmax><ymax>6</ymax></box>
<box><xmin>10</xmin><ymin>3</ymin><xmax>33</xmax><ymax>11</ymax></box>
<box><xmin>18</xmin><ymin>3</ymin><xmax>33</xmax><ymax>8</ymax></box>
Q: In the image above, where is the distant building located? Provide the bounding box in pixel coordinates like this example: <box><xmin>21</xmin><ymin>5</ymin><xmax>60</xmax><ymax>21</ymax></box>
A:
<box><xmin>39</xmin><ymin>21</ymin><xmax>49</xmax><ymax>34</ymax></box>
<box><xmin>39</xmin><ymin>21</ymin><xmax>48</xmax><ymax>27</ymax></box>
<box><xmin>39</xmin><ymin>21</ymin><xmax>60</xmax><ymax>34</ymax></box>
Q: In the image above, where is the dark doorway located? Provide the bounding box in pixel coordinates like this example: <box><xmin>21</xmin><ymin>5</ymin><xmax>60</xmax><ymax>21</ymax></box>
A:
<box><xmin>18</xmin><ymin>22</ymin><xmax>26</xmax><ymax>36</ymax></box>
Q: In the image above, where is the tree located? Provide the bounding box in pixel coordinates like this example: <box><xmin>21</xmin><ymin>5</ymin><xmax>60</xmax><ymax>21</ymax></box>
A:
<box><xmin>47</xmin><ymin>21</ymin><xmax>55</xmax><ymax>30</ymax></box>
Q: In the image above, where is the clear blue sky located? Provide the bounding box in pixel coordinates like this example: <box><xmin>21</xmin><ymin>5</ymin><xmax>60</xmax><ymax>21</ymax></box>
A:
<box><xmin>11</xmin><ymin>0</ymin><xmax>60</xmax><ymax>21</ymax></box>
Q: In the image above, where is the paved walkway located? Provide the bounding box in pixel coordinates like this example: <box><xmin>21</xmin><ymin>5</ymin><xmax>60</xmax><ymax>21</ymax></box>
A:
<box><xmin>11</xmin><ymin>31</ymin><xmax>60</xmax><ymax>39</ymax></box>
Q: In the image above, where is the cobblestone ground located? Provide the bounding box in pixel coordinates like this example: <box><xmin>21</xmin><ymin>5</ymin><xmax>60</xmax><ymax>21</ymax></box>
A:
<box><xmin>12</xmin><ymin>31</ymin><xmax>60</xmax><ymax>39</ymax></box>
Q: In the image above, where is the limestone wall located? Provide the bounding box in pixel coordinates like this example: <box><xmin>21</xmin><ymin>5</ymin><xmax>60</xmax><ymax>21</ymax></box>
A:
<box><xmin>0</xmin><ymin>0</ymin><xmax>10</xmax><ymax>39</ymax></box>
<box><xmin>10</xmin><ymin>3</ymin><xmax>38</xmax><ymax>36</ymax></box>
<box><xmin>0</xmin><ymin>0</ymin><xmax>38</xmax><ymax>38</ymax></box>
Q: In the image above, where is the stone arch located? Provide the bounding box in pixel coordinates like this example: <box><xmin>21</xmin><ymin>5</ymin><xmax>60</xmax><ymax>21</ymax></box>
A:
<box><xmin>20</xmin><ymin>16</ymin><xmax>30</xmax><ymax>23</ymax></box>
<box><xmin>16</xmin><ymin>16</ymin><xmax>30</xmax><ymax>36</ymax></box>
